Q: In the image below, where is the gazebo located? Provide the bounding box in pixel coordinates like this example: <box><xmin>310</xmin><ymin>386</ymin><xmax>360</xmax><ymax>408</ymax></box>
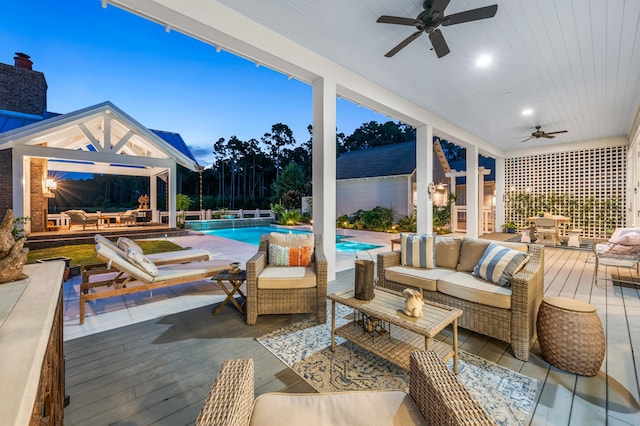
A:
<box><xmin>0</xmin><ymin>101</ymin><xmax>200</xmax><ymax>232</ymax></box>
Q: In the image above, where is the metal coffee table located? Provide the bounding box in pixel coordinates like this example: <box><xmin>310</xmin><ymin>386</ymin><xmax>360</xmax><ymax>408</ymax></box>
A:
<box><xmin>329</xmin><ymin>287</ymin><xmax>462</xmax><ymax>373</ymax></box>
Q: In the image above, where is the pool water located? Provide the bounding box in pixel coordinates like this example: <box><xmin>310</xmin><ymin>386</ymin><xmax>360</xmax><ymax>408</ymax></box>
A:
<box><xmin>202</xmin><ymin>226</ymin><xmax>382</xmax><ymax>252</ymax></box>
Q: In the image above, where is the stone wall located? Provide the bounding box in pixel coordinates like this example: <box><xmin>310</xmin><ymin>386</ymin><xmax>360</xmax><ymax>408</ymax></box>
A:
<box><xmin>30</xmin><ymin>158</ymin><xmax>46</xmax><ymax>232</ymax></box>
<box><xmin>0</xmin><ymin>149</ymin><xmax>12</xmax><ymax>220</ymax></box>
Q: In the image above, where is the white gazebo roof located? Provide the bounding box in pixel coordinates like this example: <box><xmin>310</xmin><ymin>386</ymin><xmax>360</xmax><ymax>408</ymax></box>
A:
<box><xmin>0</xmin><ymin>101</ymin><xmax>199</xmax><ymax>175</ymax></box>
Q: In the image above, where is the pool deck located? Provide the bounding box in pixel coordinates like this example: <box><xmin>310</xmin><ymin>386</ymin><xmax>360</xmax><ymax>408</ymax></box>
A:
<box><xmin>63</xmin><ymin>227</ymin><xmax>404</xmax><ymax>340</ymax></box>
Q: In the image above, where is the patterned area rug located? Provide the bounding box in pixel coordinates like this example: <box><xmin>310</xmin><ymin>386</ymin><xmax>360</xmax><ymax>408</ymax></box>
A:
<box><xmin>257</xmin><ymin>306</ymin><xmax>539</xmax><ymax>426</ymax></box>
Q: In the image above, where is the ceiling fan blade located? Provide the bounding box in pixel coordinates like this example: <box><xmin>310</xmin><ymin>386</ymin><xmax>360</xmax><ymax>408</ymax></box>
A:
<box><xmin>428</xmin><ymin>0</ymin><xmax>451</xmax><ymax>18</ymax></box>
<box><xmin>429</xmin><ymin>29</ymin><xmax>450</xmax><ymax>58</ymax></box>
<box><xmin>377</xmin><ymin>15</ymin><xmax>421</xmax><ymax>26</ymax></box>
<box><xmin>544</xmin><ymin>130</ymin><xmax>568</xmax><ymax>135</ymax></box>
<box><xmin>520</xmin><ymin>137</ymin><xmax>535</xmax><ymax>143</ymax></box>
<box><xmin>442</xmin><ymin>5</ymin><xmax>498</xmax><ymax>26</ymax></box>
<box><xmin>385</xmin><ymin>31</ymin><xmax>423</xmax><ymax>57</ymax></box>
<box><xmin>542</xmin><ymin>134</ymin><xmax>556</xmax><ymax>139</ymax></box>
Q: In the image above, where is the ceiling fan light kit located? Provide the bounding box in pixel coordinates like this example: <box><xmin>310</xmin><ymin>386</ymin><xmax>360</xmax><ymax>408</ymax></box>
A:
<box><xmin>377</xmin><ymin>0</ymin><xmax>498</xmax><ymax>58</ymax></box>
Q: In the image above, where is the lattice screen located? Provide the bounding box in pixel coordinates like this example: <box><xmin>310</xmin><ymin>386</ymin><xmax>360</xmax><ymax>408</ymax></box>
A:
<box><xmin>505</xmin><ymin>146</ymin><xmax>627</xmax><ymax>239</ymax></box>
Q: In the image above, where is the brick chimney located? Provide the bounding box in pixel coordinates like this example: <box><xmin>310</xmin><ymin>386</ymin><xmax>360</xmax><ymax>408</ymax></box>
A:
<box><xmin>14</xmin><ymin>52</ymin><xmax>33</xmax><ymax>70</ymax></box>
<box><xmin>0</xmin><ymin>52</ymin><xmax>48</xmax><ymax>116</ymax></box>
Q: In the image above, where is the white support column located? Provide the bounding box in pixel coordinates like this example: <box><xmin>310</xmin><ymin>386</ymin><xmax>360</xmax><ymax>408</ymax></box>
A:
<box><xmin>168</xmin><ymin>164</ymin><xmax>177</xmax><ymax>228</ymax></box>
<box><xmin>466</xmin><ymin>146</ymin><xmax>479</xmax><ymax>237</ymax></box>
<box><xmin>495</xmin><ymin>157</ymin><xmax>505</xmax><ymax>231</ymax></box>
<box><xmin>478</xmin><ymin>168</ymin><xmax>485</xmax><ymax>234</ymax></box>
<box><xmin>415</xmin><ymin>125</ymin><xmax>433</xmax><ymax>234</ymax></box>
<box><xmin>312</xmin><ymin>77</ymin><xmax>337</xmax><ymax>281</ymax></box>
<box><xmin>449</xmin><ymin>175</ymin><xmax>457</xmax><ymax>231</ymax></box>
<box><xmin>11</xmin><ymin>149</ymin><xmax>26</xmax><ymax>222</ymax></box>
<box><xmin>150</xmin><ymin>174</ymin><xmax>158</xmax><ymax>222</ymax></box>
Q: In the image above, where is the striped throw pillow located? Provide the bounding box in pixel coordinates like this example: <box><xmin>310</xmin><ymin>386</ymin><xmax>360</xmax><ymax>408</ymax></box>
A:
<box><xmin>472</xmin><ymin>242</ymin><xmax>530</xmax><ymax>287</ymax></box>
<box><xmin>400</xmin><ymin>233</ymin><xmax>435</xmax><ymax>269</ymax></box>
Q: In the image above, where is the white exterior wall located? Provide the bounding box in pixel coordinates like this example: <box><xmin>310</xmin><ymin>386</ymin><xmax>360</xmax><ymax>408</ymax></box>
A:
<box><xmin>337</xmin><ymin>176</ymin><xmax>410</xmax><ymax>218</ymax></box>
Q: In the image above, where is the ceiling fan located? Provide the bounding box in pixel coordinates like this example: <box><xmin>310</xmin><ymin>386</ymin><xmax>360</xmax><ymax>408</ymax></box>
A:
<box><xmin>519</xmin><ymin>126</ymin><xmax>568</xmax><ymax>143</ymax></box>
<box><xmin>376</xmin><ymin>0</ymin><xmax>498</xmax><ymax>58</ymax></box>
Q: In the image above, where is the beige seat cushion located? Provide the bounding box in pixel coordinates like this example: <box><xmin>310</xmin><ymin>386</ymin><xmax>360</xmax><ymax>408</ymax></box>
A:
<box><xmin>250</xmin><ymin>390</ymin><xmax>427</xmax><ymax>426</ymax></box>
<box><xmin>437</xmin><ymin>271</ymin><xmax>512</xmax><ymax>309</ymax></box>
<box><xmin>258</xmin><ymin>266</ymin><xmax>316</xmax><ymax>289</ymax></box>
<box><xmin>385</xmin><ymin>266</ymin><xmax>455</xmax><ymax>291</ymax></box>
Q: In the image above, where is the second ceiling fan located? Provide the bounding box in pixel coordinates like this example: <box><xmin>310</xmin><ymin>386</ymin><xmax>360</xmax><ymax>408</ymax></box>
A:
<box><xmin>519</xmin><ymin>126</ymin><xmax>568</xmax><ymax>143</ymax></box>
<box><xmin>377</xmin><ymin>0</ymin><xmax>498</xmax><ymax>58</ymax></box>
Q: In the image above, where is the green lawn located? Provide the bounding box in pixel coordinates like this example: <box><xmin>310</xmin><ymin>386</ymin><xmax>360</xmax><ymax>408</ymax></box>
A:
<box><xmin>27</xmin><ymin>240</ymin><xmax>184</xmax><ymax>268</ymax></box>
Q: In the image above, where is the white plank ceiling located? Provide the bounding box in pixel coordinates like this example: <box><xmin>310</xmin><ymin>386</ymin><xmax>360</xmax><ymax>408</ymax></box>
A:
<box><xmin>112</xmin><ymin>0</ymin><xmax>640</xmax><ymax>153</ymax></box>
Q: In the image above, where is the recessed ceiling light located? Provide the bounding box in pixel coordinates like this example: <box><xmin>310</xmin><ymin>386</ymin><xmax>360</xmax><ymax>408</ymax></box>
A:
<box><xmin>476</xmin><ymin>55</ymin><xmax>492</xmax><ymax>67</ymax></box>
<box><xmin>521</xmin><ymin>108</ymin><xmax>533</xmax><ymax>116</ymax></box>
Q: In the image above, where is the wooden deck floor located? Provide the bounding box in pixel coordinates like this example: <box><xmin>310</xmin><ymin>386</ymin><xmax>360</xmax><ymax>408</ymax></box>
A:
<box><xmin>63</xmin><ymin>246</ymin><xmax>640</xmax><ymax>425</ymax></box>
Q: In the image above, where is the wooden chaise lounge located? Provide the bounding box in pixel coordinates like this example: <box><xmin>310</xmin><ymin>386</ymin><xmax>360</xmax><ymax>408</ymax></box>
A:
<box><xmin>81</xmin><ymin>234</ymin><xmax>213</xmax><ymax>287</ymax></box>
<box><xmin>79</xmin><ymin>241</ymin><xmax>231</xmax><ymax>324</ymax></box>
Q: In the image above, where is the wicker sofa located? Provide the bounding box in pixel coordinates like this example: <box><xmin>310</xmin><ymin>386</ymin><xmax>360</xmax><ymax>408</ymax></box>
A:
<box><xmin>245</xmin><ymin>233</ymin><xmax>327</xmax><ymax>325</ymax></box>
<box><xmin>196</xmin><ymin>351</ymin><xmax>496</xmax><ymax>426</ymax></box>
<box><xmin>377</xmin><ymin>236</ymin><xmax>544</xmax><ymax>361</ymax></box>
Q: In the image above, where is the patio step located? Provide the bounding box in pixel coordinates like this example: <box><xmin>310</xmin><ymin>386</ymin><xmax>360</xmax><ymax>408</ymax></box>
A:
<box><xmin>25</xmin><ymin>227</ymin><xmax>189</xmax><ymax>250</ymax></box>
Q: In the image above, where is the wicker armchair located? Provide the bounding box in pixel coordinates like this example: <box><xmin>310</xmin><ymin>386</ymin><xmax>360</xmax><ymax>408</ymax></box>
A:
<box><xmin>196</xmin><ymin>351</ymin><xmax>496</xmax><ymax>426</ymax></box>
<box><xmin>245</xmin><ymin>233</ymin><xmax>327</xmax><ymax>325</ymax></box>
<box><xmin>65</xmin><ymin>210</ymin><xmax>99</xmax><ymax>230</ymax></box>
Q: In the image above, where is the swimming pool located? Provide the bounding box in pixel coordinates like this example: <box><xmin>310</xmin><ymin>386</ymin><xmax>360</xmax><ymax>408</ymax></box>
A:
<box><xmin>202</xmin><ymin>226</ymin><xmax>382</xmax><ymax>252</ymax></box>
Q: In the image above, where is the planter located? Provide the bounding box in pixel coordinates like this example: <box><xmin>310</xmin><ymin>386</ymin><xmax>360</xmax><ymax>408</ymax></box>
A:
<box><xmin>507</xmin><ymin>228</ymin><xmax>516</xmax><ymax>234</ymax></box>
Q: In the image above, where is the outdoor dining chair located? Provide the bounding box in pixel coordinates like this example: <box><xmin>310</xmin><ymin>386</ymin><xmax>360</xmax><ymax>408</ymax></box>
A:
<box><xmin>535</xmin><ymin>217</ymin><xmax>559</xmax><ymax>246</ymax></box>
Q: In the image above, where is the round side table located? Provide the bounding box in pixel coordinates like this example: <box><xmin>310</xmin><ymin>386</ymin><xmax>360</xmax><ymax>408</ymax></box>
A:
<box><xmin>536</xmin><ymin>297</ymin><xmax>605</xmax><ymax>376</ymax></box>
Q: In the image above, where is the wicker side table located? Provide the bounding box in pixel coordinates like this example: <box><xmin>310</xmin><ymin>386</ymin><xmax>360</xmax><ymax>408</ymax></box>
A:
<box><xmin>537</xmin><ymin>297</ymin><xmax>605</xmax><ymax>376</ymax></box>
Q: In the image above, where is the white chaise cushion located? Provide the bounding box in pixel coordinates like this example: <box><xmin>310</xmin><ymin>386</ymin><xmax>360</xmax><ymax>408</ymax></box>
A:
<box><xmin>437</xmin><ymin>271</ymin><xmax>512</xmax><ymax>309</ymax></box>
<box><xmin>385</xmin><ymin>266</ymin><xmax>455</xmax><ymax>292</ymax></box>
<box><xmin>250</xmin><ymin>390</ymin><xmax>427</xmax><ymax>426</ymax></box>
<box><xmin>258</xmin><ymin>266</ymin><xmax>316</xmax><ymax>289</ymax></box>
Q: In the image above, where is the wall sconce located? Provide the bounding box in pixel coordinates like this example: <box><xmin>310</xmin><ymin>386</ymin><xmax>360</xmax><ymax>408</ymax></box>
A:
<box><xmin>45</xmin><ymin>178</ymin><xmax>57</xmax><ymax>191</ymax></box>
<box><xmin>428</xmin><ymin>182</ymin><xmax>435</xmax><ymax>199</ymax></box>
<box><xmin>44</xmin><ymin>178</ymin><xmax>57</xmax><ymax>198</ymax></box>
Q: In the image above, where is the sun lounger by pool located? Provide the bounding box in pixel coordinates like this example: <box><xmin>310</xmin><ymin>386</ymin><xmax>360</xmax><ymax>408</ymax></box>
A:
<box><xmin>82</xmin><ymin>234</ymin><xmax>213</xmax><ymax>288</ymax></box>
<box><xmin>79</xmin><ymin>241</ymin><xmax>230</xmax><ymax>324</ymax></box>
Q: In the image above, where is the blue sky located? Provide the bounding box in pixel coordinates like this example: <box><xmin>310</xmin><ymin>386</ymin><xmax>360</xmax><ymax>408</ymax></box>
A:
<box><xmin>0</xmin><ymin>0</ymin><xmax>388</xmax><ymax>167</ymax></box>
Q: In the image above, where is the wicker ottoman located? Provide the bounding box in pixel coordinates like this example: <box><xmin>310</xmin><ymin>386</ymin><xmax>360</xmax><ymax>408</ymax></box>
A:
<box><xmin>537</xmin><ymin>297</ymin><xmax>605</xmax><ymax>376</ymax></box>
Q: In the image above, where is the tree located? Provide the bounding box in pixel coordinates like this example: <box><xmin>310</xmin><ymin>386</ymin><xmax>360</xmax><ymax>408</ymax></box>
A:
<box><xmin>272</xmin><ymin>162</ymin><xmax>310</xmax><ymax>209</ymax></box>
<box><xmin>340</xmin><ymin>120</ymin><xmax>415</xmax><ymax>153</ymax></box>
<box><xmin>262</xmin><ymin>123</ymin><xmax>296</xmax><ymax>185</ymax></box>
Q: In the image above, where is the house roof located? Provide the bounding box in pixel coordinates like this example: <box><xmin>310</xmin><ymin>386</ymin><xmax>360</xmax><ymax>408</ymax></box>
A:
<box><xmin>337</xmin><ymin>141</ymin><xmax>416</xmax><ymax>179</ymax></box>
<box><xmin>337</xmin><ymin>140</ymin><xmax>496</xmax><ymax>182</ymax></box>
<box><xmin>0</xmin><ymin>101</ymin><xmax>199</xmax><ymax>172</ymax></box>
<box><xmin>150</xmin><ymin>129</ymin><xmax>198</xmax><ymax>165</ymax></box>
<box><xmin>0</xmin><ymin>109</ymin><xmax>59</xmax><ymax>133</ymax></box>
